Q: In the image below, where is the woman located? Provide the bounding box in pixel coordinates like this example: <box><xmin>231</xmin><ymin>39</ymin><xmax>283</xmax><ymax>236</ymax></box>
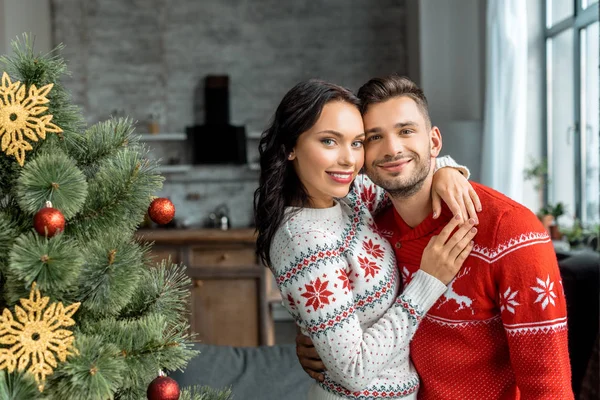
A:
<box><xmin>254</xmin><ymin>80</ymin><xmax>478</xmax><ymax>400</ymax></box>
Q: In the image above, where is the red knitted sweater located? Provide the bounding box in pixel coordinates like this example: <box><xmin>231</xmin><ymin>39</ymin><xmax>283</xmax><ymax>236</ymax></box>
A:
<box><xmin>375</xmin><ymin>182</ymin><xmax>573</xmax><ymax>400</ymax></box>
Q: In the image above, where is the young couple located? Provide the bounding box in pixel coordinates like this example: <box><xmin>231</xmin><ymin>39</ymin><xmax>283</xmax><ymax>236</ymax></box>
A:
<box><xmin>253</xmin><ymin>75</ymin><xmax>573</xmax><ymax>399</ymax></box>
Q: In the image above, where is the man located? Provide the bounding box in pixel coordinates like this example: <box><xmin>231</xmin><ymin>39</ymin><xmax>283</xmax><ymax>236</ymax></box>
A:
<box><xmin>297</xmin><ymin>75</ymin><xmax>573</xmax><ymax>399</ymax></box>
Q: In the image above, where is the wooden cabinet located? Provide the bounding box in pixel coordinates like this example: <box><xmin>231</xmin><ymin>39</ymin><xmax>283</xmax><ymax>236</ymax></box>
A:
<box><xmin>136</xmin><ymin>229</ymin><xmax>276</xmax><ymax>347</ymax></box>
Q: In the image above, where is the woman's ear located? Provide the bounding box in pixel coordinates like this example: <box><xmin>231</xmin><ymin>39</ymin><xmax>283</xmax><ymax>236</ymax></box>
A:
<box><xmin>288</xmin><ymin>151</ymin><xmax>296</xmax><ymax>160</ymax></box>
<box><xmin>429</xmin><ymin>126</ymin><xmax>442</xmax><ymax>157</ymax></box>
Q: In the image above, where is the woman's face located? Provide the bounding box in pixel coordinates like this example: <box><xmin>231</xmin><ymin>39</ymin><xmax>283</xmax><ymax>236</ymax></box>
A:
<box><xmin>290</xmin><ymin>101</ymin><xmax>365</xmax><ymax>208</ymax></box>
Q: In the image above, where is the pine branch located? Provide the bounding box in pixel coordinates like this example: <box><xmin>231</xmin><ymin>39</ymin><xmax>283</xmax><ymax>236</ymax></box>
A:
<box><xmin>0</xmin><ymin>198</ymin><xmax>30</xmax><ymax>237</ymax></box>
<box><xmin>120</xmin><ymin>258</ymin><xmax>192</xmax><ymax>327</ymax></box>
<box><xmin>69</xmin><ymin>136</ymin><xmax>163</xmax><ymax>241</ymax></box>
<box><xmin>6</xmin><ymin>231</ymin><xmax>84</xmax><ymax>303</ymax></box>
<box><xmin>0</xmin><ymin>370</ymin><xmax>42</xmax><ymax>400</ymax></box>
<box><xmin>180</xmin><ymin>385</ymin><xmax>234</xmax><ymax>400</ymax></box>
<box><xmin>68</xmin><ymin>118</ymin><xmax>140</xmax><ymax>175</ymax></box>
<box><xmin>0</xmin><ymin>213</ymin><xmax>20</xmax><ymax>265</ymax></box>
<box><xmin>45</xmin><ymin>334</ymin><xmax>126</xmax><ymax>400</ymax></box>
<box><xmin>16</xmin><ymin>149</ymin><xmax>88</xmax><ymax>219</ymax></box>
<box><xmin>0</xmin><ymin>34</ymin><xmax>85</xmax><ymax>143</ymax></box>
<box><xmin>80</xmin><ymin>312</ymin><xmax>198</xmax><ymax>394</ymax></box>
<box><xmin>75</xmin><ymin>235</ymin><xmax>145</xmax><ymax>317</ymax></box>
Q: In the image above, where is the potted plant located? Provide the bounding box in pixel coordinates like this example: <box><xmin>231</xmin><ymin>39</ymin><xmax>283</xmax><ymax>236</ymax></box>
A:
<box><xmin>537</xmin><ymin>202</ymin><xmax>566</xmax><ymax>240</ymax></box>
<box><xmin>523</xmin><ymin>157</ymin><xmax>549</xmax><ymax>209</ymax></box>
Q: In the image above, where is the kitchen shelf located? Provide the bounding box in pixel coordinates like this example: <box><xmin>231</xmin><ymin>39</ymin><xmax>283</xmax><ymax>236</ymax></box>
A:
<box><xmin>158</xmin><ymin>164</ymin><xmax>193</xmax><ymax>173</ymax></box>
<box><xmin>246</xmin><ymin>131</ymin><xmax>263</xmax><ymax>140</ymax></box>
<box><xmin>138</xmin><ymin>133</ymin><xmax>187</xmax><ymax>141</ymax></box>
<box><xmin>158</xmin><ymin>164</ymin><xmax>259</xmax><ymax>182</ymax></box>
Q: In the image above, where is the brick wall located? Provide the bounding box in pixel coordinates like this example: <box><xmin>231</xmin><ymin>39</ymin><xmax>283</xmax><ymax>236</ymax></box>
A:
<box><xmin>50</xmin><ymin>0</ymin><xmax>409</xmax><ymax>227</ymax></box>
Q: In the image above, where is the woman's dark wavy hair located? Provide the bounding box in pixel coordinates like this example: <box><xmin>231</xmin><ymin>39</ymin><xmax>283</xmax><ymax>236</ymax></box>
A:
<box><xmin>253</xmin><ymin>79</ymin><xmax>360</xmax><ymax>267</ymax></box>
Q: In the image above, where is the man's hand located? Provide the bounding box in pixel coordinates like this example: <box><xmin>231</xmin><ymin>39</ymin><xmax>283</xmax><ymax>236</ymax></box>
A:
<box><xmin>296</xmin><ymin>332</ymin><xmax>326</xmax><ymax>382</ymax></box>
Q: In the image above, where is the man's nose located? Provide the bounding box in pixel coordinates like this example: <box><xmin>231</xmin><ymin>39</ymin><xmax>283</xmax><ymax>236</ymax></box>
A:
<box><xmin>382</xmin><ymin>135</ymin><xmax>404</xmax><ymax>158</ymax></box>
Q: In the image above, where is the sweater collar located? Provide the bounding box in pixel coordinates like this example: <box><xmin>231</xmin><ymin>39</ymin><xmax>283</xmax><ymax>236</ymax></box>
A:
<box><xmin>392</xmin><ymin>202</ymin><xmax>454</xmax><ymax>241</ymax></box>
<box><xmin>286</xmin><ymin>199</ymin><xmax>343</xmax><ymax>221</ymax></box>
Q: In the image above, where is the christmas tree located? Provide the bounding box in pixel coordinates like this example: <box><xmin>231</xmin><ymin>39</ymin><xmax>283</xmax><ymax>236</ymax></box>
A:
<box><xmin>0</xmin><ymin>35</ymin><xmax>231</xmax><ymax>400</ymax></box>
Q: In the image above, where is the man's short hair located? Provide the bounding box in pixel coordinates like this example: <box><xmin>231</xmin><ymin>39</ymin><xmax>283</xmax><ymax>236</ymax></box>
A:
<box><xmin>357</xmin><ymin>75</ymin><xmax>432</xmax><ymax>129</ymax></box>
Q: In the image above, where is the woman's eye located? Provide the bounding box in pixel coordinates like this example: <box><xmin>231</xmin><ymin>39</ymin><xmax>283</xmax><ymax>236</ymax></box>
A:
<box><xmin>352</xmin><ymin>140</ymin><xmax>364</xmax><ymax>148</ymax></box>
<box><xmin>321</xmin><ymin>138</ymin><xmax>335</xmax><ymax>146</ymax></box>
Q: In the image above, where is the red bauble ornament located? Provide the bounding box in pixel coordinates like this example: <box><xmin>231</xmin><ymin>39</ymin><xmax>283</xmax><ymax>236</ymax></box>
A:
<box><xmin>147</xmin><ymin>371</ymin><xmax>180</xmax><ymax>400</ymax></box>
<box><xmin>33</xmin><ymin>201</ymin><xmax>65</xmax><ymax>237</ymax></box>
<box><xmin>148</xmin><ymin>198</ymin><xmax>175</xmax><ymax>225</ymax></box>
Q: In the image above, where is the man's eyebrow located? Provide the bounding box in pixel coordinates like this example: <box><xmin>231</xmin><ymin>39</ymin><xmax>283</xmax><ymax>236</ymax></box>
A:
<box><xmin>365</xmin><ymin>121</ymin><xmax>419</xmax><ymax>135</ymax></box>
<box><xmin>365</xmin><ymin>127</ymin><xmax>382</xmax><ymax>135</ymax></box>
<box><xmin>394</xmin><ymin>121</ymin><xmax>419</xmax><ymax>128</ymax></box>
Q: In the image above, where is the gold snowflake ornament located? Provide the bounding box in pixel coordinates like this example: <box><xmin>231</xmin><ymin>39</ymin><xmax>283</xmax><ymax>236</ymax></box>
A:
<box><xmin>0</xmin><ymin>282</ymin><xmax>80</xmax><ymax>392</ymax></box>
<box><xmin>0</xmin><ymin>71</ymin><xmax>63</xmax><ymax>166</ymax></box>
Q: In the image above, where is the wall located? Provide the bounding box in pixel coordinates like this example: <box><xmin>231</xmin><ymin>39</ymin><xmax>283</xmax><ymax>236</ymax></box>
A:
<box><xmin>50</xmin><ymin>0</ymin><xmax>410</xmax><ymax>132</ymax></box>
<box><xmin>418</xmin><ymin>0</ymin><xmax>486</xmax><ymax>182</ymax></box>
<box><xmin>49</xmin><ymin>0</ymin><xmax>411</xmax><ymax>227</ymax></box>
<box><xmin>0</xmin><ymin>0</ymin><xmax>52</xmax><ymax>55</ymax></box>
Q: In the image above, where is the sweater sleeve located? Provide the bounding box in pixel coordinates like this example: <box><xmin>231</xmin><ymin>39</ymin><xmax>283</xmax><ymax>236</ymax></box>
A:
<box><xmin>350</xmin><ymin>156</ymin><xmax>470</xmax><ymax>215</ymax></box>
<box><xmin>435</xmin><ymin>155</ymin><xmax>470</xmax><ymax>178</ymax></box>
<box><xmin>271</xmin><ymin>229</ymin><xmax>447</xmax><ymax>392</ymax></box>
<box><xmin>493</xmin><ymin>211</ymin><xmax>574</xmax><ymax>399</ymax></box>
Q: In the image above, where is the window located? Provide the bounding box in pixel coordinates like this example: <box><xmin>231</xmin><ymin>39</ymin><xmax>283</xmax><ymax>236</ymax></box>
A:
<box><xmin>545</xmin><ymin>0</ymin><xmax>599</xmax><ymax>226</ymax></box>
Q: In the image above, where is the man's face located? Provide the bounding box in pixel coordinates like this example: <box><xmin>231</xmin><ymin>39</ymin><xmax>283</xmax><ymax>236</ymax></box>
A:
<box><xmin>362</xmin><ymin>96</ymin><xmax>441</xmax><ymax>198</ymax></box>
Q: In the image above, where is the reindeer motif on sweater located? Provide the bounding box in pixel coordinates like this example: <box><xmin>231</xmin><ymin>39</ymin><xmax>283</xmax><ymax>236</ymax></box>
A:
<box><xmin>436</xmin><ymin>268</ymin><xmax>475</xmax><ymax>314</ymax></box>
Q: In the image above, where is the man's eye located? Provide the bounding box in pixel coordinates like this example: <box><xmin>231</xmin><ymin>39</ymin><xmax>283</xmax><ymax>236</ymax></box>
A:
<box><xmin>400</xmin><ymin>129</ymin><xmax>413</xmax><ymax>135</ymax></box>
<box><xmin>366</xmin><ymin>135</ymin><xmax>381</xmax><ymax>142</ymax></box>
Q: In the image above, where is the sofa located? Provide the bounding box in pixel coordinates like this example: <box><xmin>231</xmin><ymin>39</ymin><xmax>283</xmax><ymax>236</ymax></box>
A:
<box><xmin>169</xmin><ymin>343</ymin><xmax>312</xmax><ymax>400</ymax></box>
<box><xmin>557</xmin><ymin>249</ymin><xmax>600</xmax><ymax>398</ymax></box>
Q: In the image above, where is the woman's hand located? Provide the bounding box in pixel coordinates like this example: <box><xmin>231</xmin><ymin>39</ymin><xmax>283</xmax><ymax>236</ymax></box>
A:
<box><xmin>432</xmin><ymin>167</ymin><xmax>482</xmax><ymax>224</ymax></box>
<box><xmin>420</xmin><ymin>215</ymin><xmax>477</xmax><ymax>285</ymax></box>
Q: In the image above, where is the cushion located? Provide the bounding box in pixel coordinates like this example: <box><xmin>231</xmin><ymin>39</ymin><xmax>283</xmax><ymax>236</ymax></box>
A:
<box><xmin>169</xmin><ymin>343</ymin><xmax>312</xmax><ymax>400</ymax></box>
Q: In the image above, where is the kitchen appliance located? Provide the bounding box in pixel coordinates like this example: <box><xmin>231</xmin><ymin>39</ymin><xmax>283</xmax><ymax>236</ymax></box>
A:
<box><xmin>187</xmin><ymin>75</ymin><xmax>247</xmax><ymax>164</ymax></box>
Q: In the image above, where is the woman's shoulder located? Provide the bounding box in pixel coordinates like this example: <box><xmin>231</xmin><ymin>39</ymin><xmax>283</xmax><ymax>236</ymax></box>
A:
<box><xmin>275</xmin><ymin>208</ymin><xmax>342</xmax><ymax>244</ymax></box>
<box><xmin>269</xmin><ymin>213</ymin><xmax>343</xmax><ymax>273</ymax></box>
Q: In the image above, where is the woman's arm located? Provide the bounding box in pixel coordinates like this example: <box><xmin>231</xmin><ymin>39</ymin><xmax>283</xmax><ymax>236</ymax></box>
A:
<box><xmin>351</xmin><ymin>156</ymin><xmax>480</xmax><ymax>222</ymax></box>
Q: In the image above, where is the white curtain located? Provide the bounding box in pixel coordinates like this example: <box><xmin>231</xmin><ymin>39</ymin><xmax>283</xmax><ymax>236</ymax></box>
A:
<box><xmin>481</xmin><ymin>0</ymin><xmax>528</xmax><ymax>202</ymax></box>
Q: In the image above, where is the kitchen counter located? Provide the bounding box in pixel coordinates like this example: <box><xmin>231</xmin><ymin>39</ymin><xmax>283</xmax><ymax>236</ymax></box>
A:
<box><xmin>134</xmin><ymin>227</ymin><xmax>274</xmax><ymax>347</ymax></box>
<box><xmin>135</xmin><ymin>228</ymin><xmax>257</xmax><ymax>245</ymax></box>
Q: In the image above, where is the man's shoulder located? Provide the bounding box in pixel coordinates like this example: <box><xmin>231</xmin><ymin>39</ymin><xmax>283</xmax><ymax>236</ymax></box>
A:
<box><xmin>471</xmin><ymin>182</ymin><xmax>550</xmax><ymax>252</ymax></box>
<box><xmin>472</xmin><ymin>182</ymin><xmax>539</xmax><ymax>223</ymax></box>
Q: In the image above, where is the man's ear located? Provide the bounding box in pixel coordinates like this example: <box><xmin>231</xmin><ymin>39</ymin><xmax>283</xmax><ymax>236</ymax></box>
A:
<box><xmin>430</xmin><ymin>126</ymin><xmax>442</xmax><ymax>157</ymax></box>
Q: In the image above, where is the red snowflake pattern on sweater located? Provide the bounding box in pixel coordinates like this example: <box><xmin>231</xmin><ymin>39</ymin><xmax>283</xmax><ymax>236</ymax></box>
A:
<box><xmin>358</xmin><ymin>256</ymin><xmax>381</xmax><ymax>278</ymax></box>
<box><xmin>363</xmin><ymin>239</ymin><xmax>385</xmax><ymax>258</ymax></box>
<box><xmin>337</xmin><ymin>269</ymin><xmax>351</xmax><ymax>292</ymax></box>
<box><xmin>301</xmin><ymin>277</ymin><xmax>334</xmax><ymax>311</ymax></box>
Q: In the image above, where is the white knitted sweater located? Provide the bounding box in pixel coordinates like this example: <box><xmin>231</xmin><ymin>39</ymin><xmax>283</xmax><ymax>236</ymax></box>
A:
<box><xmin>269</xmin><ymin>157</ymin><xmax>467</xmax><ymax>399</ymax></box>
